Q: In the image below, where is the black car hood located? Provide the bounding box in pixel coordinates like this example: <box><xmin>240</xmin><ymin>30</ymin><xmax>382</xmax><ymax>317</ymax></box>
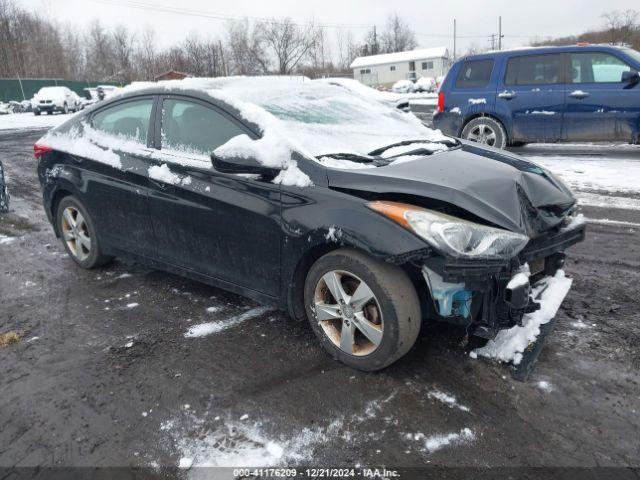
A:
<box><xmin>326</xmin><ymin>142</ymin><xmax>576</xmax><ymax>237</ymax></box>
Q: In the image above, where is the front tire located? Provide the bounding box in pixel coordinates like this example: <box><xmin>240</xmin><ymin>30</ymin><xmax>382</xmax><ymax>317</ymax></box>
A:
<box><xmin>56</xmin><ymin>196</ymin><xmax>111</xmax><ymax>269</ymax></box>
<box><xmin>461</xmin><ymin>117</ymin><xmax>507</xmax><ymax>149</ymax></box>
<box><xmin>304</xmin><ymin>248</ymin><xmax>421</xmax><ymax>371</ymax></box>
<box><xmin>63</xmin><ymin>103</ymin><xmax>69</xmax><ymax>114</ymax></box>
<box><xmin>34</xmin><ymin>109</ymin><xmax>41</xmax><ymax>116</ymax></box>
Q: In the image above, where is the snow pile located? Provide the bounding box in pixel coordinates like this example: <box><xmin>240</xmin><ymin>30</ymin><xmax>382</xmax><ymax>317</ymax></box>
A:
<box><xmin>0</xmin><ymin>112</ymin><xmax>70</xmax><ymax>131</ymax></box>
<box><xmin>407</xmin><ymin>428</ymin><xmax>476</xmax><ymax>453</ymax></box>
<box><xmin>148</xmin><ymin>164</ymin><xmax>192</xmax><ymax>186</ymax></box>
<box><xmin>532</xmin><ymin>155</ymin><xmax>640</xmax><ymax>193</ymax></box>
<box><xmin>427</xmin><ymin>389</ymin><xmax>470</xmax><ymax>412</ymax></box>
<box><xmin>184</xmin><ymin>306</ymin><xmax>271</xmax><ymax>338</ymax></box>
<box><xmin>472</xmin><ymin>270</ymin><xmax>572</xmax><ymax>365</ymax></box>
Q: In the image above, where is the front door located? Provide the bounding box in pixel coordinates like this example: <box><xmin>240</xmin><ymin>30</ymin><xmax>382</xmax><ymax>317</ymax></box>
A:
<box><xmin>146</xmin><ymin>95</ymin><xmax>282</xmax><ymax>297</ymax></box>
<box><xmin>498</xmin><ymin>53</ymin><xmax>565</xmax><ymax>142</ymax></box>
<box><xmin>564</xmin><ymin>51</ymin><xmax>639</xmax><ymax>142</ymax></box>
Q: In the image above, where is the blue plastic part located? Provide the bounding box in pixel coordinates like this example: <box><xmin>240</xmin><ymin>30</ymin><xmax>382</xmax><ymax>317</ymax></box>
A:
<box><xmin>452</xmin><ymin>290</ymin><xmax>473</xmax><ymax>318</ymax></box>
<box><xmin>422</xmin><ymin>266</ymin><xmax>473</xmax><ymax>318</ymax></box>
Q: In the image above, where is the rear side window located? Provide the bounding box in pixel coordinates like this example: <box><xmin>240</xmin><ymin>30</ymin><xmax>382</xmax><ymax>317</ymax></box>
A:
<box><xmin>92</xmin><ymin>99</ymin><xmax>153</xmax><ymax>143</ymax></box>
<box><xmin>504</xmin><ymin>54</ymin><xmax>563</xmax><ymax>85</ymax></box>
<box><xmin>161</xmin><ymin>99</ymin><xmax>246</xmax><ymax>156</ymax></box>
<box><xmin>455</xmin><ymin>60</ymin><xmax>494</xmax><ymax>88</ymax></box>
<box><xmin>570</xmin><ymin>52</ymin><xmax>632</xmax><ymax>83</ymax></box>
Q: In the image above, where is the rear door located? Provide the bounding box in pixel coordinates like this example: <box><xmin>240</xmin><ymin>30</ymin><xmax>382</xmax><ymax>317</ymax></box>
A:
<box><xmin>497</xmin><ymin>53</ymin><xmax>565</xmax><ymax>142</ymax></box>
<box><xmin>83</xmin><ymin>96</ymin><xmax>157</xmax><ymax>258</ymax></box>
<box><xmin>564</xmin><ymin>50</ymin><xmax>638</xmax><ymax>141</ymax></box>
<box><xmin>146</xmin><ymin>95</ymin><xmax>282</xmax><ymax>297</ymax></box>
<box><xmin>451</xmin><ymin>58</ymin><xmax>495</xmax><ymax>122</ymax></box>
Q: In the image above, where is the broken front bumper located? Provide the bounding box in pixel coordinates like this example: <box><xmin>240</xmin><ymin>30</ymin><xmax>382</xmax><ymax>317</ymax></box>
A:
<box><xmin>420</xmin><ymin>222</ymin><xmax>586</xmax><ymax>338</ymax></box>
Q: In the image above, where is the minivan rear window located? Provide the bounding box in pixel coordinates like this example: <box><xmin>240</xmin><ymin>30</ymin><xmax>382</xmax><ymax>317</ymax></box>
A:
<box><xmin>504</xmin><ymin>54</ymin><xmax>563</xmax><ymax>85</ymax></box>
<box><xmin>455</xmin><ymin>60</ymin><xmax>494</xmax><ymax>88</ymax></box>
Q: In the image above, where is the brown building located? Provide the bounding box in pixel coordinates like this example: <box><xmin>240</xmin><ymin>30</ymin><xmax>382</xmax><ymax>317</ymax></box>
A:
<box><xmin>154</xmin><ymin>70</ymin><xmax>190</xmax><ymax>82</ymax></box>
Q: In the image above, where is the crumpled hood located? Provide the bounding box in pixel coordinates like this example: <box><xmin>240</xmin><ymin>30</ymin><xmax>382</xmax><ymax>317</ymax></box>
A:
<box><xmin>326</xmin><ymin>142</ymin><xmax>576</xmax><ymax>237</ymax></box>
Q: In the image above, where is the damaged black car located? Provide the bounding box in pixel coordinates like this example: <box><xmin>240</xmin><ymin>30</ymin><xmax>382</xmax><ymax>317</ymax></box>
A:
<box><xmin>35</xmin><ymin>77</ymin><xmax>586</xmax><ymax>371</ymax></box>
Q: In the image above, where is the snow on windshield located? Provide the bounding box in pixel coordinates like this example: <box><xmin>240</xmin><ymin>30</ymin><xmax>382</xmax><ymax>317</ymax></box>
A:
<box><xmin>114</xmin><ymin>76</ymin><xmax>450</xmax><ymax>162</ymax></box>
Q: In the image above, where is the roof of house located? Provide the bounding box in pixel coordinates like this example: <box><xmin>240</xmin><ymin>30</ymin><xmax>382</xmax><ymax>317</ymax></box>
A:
<box><xmin>350</xmin><ymin>47</ymin><xmax>449</xmax><ymax>69</ymax></box>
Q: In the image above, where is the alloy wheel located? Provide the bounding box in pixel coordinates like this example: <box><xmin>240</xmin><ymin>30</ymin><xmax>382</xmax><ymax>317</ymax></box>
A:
<box><xmin>467</xmin><ymin>123</ymin><xmax>497</xmax><ymax>146</ymax></box>
<box><xmin>313</xmin><ymin>270</ymin><xmax>383</xmax><ymax>356</ymax></box>
<box><xmin>61</xmin><ymin>206</ymin><xmax>91</xmax><ymax>261</ymax></box>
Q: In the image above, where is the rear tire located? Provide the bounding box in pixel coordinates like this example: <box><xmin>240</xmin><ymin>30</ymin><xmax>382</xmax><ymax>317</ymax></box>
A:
<box><xmin>56</xmin><ymin>196</ymin><xmax>111</xmax><ymax>269</ymax></box>
<box><xmin>461</xmin><ymin>117</ymin><xmax>507</xmax><ymax>149</ymax></box>
<box><xmin>304</xmin><ymin>248</ymin><xmax>421</xmax><ymax>371</ymax></box>
<box><xmin>34</xmin><ymin>109</ymin><xmax>41</xmax><ymax>116</ymax></box>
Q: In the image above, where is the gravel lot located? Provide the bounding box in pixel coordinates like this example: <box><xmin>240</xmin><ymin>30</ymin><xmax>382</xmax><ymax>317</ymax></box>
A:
<box><xmin>1</xmin><ymin>129</ymin><xmax>639</xmax><ymax>474</ymax></box>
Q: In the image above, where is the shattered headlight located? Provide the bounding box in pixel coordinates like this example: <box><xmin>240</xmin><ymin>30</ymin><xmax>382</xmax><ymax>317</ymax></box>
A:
<box><xmin>368</xmin><ymin>201</ymin><xmax>529</xmax><ymax>260</ymax></box>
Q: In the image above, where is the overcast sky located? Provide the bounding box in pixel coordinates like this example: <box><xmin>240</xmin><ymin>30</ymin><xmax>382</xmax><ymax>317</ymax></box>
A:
<box><xmin>20</xmin><ymin>0</ymin><xmax>639</xmax><ymax>55</ymax></box>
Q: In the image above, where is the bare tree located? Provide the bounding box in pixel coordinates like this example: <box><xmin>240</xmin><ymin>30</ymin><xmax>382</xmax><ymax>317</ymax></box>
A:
<box><xmin>112</xmin><ymin>24</ymin><xmax>135</xmax><ymax>82</ymax></box>
<box><xmin>225</xmin><ymin>19</ymin><xmax>269</xmax><ymax>75</ymax></box>
<box><xmin>380</xmin><ymin>13</ymin><xmax>417</xmax><ymax>53</ymax></box>
<box><xmin>257</xmin><ymin>18</ymin><xmax>317</xmax><ymax>74</ymax></box>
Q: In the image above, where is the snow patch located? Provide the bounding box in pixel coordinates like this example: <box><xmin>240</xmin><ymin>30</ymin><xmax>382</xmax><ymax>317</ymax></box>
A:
<box><xmin>408</xmin><ymin>428</ymin><xmax>476</xmax><ymax>453</ymax></box>
<box><xmin>0</xmin><ymin>235</ymin><xmax>16</xmax><ymax>245</ymax></box>
<box><xmin>427</xmin><ymin>389</ymin><xmax>470</xmax><ymax>412</ymax></box>
<box><xmin>537</xmin><ymin>380</ymin><xmax>554</xmax><ymax>392</ymax></box>
<box><xmin>450</xmin><ymin>107</ymin><xmax>462</xmax><ymax>114</ymax></box>
<box><xmin>468</xmin><ymin>98</ymin><xmax>486</xmax><ymax>105</ymax></box>
<box><xmin>126</xmin><ymin>303</ymin><xmax>139</xmax><ymax>309</ymax></box>
<box><xmin>148</xmin><ymin>164</ymin><xmax>191</xmax><ymax>186</ymax></box>
<box><xmin>472</xmin><ymin>270</ymin><xmax>572</xmax><ymax>365</ymax></box>
<box><xmin>184</xmin><ymin>306</ymin><xmax>271</xmax><ymax>338</ymax></box>
<box><xmin>325</xmin><ymin>226</ymin><xmax>342</xmax><ymax>242</ymax></box>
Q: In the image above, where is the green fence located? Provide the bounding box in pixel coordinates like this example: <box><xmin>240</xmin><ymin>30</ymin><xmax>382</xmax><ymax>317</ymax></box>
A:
<box><xmin>0</xmin><ymin>78</ymin><xmax>122</xmax><ymax>102</ymax></box>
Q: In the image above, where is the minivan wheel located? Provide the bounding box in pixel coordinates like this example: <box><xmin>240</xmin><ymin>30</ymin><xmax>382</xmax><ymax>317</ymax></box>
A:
<box><xmin>461</xmin><ymin>117</ymin><xmax>507</xmax><ymax>149</ymax></box>
<box><xmin>56</xmin><ymin>196</ymin><xmax>111</xmax><ymax>269</ymax></box>
<box><xmin>304</xmin><ymin>248</ymin><xmax>421</xmax><ymax>371</ymax></box>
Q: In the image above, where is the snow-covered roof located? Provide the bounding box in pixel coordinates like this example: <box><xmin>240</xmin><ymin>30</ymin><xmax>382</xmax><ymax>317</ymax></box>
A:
<box><xmin>350</xmin><ymin>47</ymin><xmax>449</xmax><ymax>69</ymax></box>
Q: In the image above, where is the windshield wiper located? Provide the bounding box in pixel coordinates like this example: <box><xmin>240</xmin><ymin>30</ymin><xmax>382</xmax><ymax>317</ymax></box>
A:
<box><xmin>319</xmin><ymin>152</ymin><xmax>389</xmax><ymax>166</ymax></box>
<box><xmin>368</xmin><ymin>138</ymin><xmax>458</xmax><ymax>157</ymax></box>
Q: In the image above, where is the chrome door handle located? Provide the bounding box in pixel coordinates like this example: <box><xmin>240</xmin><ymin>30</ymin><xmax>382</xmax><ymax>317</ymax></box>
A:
<box><xmin>569</xmin><ymin>90</ymin><xmax>590</xmax><ymax>99</ymax></box>
<box><xmin>498</xmin><ymin>91</ymin><xmax>517</xmax><ymax>99</ymax></box>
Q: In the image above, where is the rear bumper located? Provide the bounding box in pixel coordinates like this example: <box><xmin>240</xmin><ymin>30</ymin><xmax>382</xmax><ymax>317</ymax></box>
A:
<box><xmin>432</xmin><ymin>111</ymin><xmax>464</xmax><ymax>136</ymax></box>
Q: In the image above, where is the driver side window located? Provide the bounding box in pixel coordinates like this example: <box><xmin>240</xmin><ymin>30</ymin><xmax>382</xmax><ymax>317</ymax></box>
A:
<box><xmin>161</xmin><ymin>99</ymin><xmax>246</xmax><ymax>157</ymax></box>
<box><xmin>570</xmin><ymin>52</ymin><xmax>632</xmax><ymax>83</ymax></box>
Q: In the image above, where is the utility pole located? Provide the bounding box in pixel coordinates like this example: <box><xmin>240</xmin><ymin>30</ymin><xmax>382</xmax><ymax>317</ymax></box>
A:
<box><xmin>453</xmin><ymin>18</ymin><xmax>456</xmax><ymax>60</ymax></box>
<box><xmin>489</xmin><ymin>34</ymin><xmax>496</xmax><ymax>50</ymax></box>
<box><xmin>498</xmin><ymin>16</ymin><xmax>503</xmax><ymax>50</ymax></box>
<box><xmin>373</xmin><ymin>25</ymin><xmax>377</xmax><ymax>55</ymax></box>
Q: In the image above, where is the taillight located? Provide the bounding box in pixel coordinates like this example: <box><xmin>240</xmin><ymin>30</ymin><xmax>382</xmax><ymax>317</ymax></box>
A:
<box><xmin>33</xmin><ymin>143</ymin><xmax>53</xmax><ymax>159</ymax></box>
<box><xmin>437</xmin><ymin>91</ymin><xmax>445</xmax><ymax>113</ymax></box>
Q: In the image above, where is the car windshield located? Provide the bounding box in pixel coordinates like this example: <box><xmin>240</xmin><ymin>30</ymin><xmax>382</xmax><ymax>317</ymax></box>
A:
<box><xmin>211</xmin><ymin>78</ymin><xmax>450</xmax><ymax>159</ymax></box>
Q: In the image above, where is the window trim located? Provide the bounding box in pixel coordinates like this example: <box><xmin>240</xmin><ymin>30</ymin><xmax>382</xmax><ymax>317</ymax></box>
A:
<box><xmin>89</xmin><ymin>94</ymin><xmax>158</xmax><ymax>149</ymax></box>
<box><xmin>455</xmin><ymin>59</ymin><xmax>495</xmax><ymax>89</ymax></box>
<box><xmin>568</xmin><ymin>50</ymin><xmax>634</xmax><ymax>85</ymax></box>
<box><xmin>154</xmin><ymin>94</ymin><xmax>257</xmax><ymax>162</ymax></box>
<box><xmin>503</xmin><ymin>53</ymin><xmax>566</xmax><ymax>87</ymax></box>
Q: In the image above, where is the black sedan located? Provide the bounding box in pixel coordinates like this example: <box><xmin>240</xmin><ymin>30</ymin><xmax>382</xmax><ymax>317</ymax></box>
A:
<box><xmin>35</xmin><ymin>77</ymin><xmax>585</xmax><ymax>371</ymax></box>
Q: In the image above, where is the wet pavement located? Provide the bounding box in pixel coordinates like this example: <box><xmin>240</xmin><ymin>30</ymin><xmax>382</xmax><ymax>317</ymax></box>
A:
<box><xmin>1</xmin><ymin>130</ymin><xmax>639</xmax><ymax>474</ymax></box>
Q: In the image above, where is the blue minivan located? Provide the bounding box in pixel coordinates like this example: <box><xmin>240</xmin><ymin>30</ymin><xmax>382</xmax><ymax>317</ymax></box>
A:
<box><xmin>433</xmin><ymin>45</ymin><xmax>640</xmax><ymax>148</ymax></box>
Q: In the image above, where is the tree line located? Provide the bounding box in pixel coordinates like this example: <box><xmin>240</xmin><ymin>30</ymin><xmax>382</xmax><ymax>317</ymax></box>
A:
<box><xmin>0</xmin><ymin>0</ymin><xmax>418</xmax><ymax>82</ymax></box>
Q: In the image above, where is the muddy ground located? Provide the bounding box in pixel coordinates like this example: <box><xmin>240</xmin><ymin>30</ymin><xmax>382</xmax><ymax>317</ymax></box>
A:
<box><xmin>1</xmin><ymin>130</ymin><xmax>639</xmax><ymax>477</ymax></box>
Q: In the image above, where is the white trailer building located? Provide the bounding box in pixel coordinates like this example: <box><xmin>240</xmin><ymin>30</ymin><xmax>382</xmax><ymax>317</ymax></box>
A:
<box><xmin>350</xmin><ymin>47</ymin><xmax>451</xmax><ymax>88</ymax></box>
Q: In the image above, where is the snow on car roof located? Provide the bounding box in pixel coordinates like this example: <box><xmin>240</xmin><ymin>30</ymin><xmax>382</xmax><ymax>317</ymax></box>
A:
<box><xmin>116</xmin><ymin>76</ymin><xmax>449</xmax><ymax>158</ymax></box>
<box><xmin>350</xmin><ymin>47</ymin><xmax>449</xmax><ymax>68</ymax></box>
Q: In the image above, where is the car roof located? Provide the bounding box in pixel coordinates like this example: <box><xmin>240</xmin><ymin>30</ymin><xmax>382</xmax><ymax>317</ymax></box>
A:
<box><xmin>458</xmin><ymin>44</ymin><xmax>631</xmax><ymax>62</ymax></box>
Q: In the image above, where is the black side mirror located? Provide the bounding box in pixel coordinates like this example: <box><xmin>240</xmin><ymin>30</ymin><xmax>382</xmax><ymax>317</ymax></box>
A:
<box><xmin>210</xmin><ymin>153</ymin><xmax>280</xmax><ymax>178</ymax></box>
<box><xmin>622</xmin><ymin>70</ymin><xmax>640</xmax><ymax>85</ymax></box>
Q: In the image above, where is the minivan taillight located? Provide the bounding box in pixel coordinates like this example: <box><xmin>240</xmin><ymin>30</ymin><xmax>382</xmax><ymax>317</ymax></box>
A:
<box><xmin>33</xmin><ymin>143</ymin><xmax>53</xmax><ymax>159</ymax></box>
<box><xmin>437</xmin><ymin>91</ymin><xmax>445</xmax><ymax>113</ymax></box>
